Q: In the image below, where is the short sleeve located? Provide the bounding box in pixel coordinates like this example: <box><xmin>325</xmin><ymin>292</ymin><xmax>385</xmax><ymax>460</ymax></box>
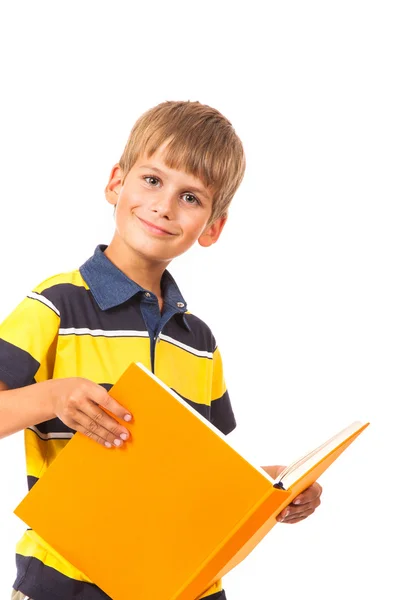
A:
<box><xmin>0</xmin><ymin>288</ymin><xmax>60</xmax><ymax>389</ymax></box>
<box><xmin>210</xmin><ymin>345</ymin><xmax>236</xmax><ymax>435</ymax></box>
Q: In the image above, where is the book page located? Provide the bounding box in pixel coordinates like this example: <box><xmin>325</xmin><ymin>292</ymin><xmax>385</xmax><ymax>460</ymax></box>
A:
<box><xmin>276</xmin><ymin>421</ymin><xmax>366</xmax><ymax>490</ymax></box>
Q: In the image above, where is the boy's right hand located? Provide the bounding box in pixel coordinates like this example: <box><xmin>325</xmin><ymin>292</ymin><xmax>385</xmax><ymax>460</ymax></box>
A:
<box><xmin>51</xmin><ymin>378</ymin><xmax>132</xmax><ymax>448</ymax></box>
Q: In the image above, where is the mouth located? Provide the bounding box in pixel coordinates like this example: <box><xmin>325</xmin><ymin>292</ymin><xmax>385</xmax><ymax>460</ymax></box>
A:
<box><xmin>136</xmin><ymin>216</ymin><xmax>176</xmax><ymax>236</ymax></box>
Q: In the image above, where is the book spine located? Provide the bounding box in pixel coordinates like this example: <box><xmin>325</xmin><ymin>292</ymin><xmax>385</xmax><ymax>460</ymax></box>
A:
<box><xmin>173</xmin><ymin>487</ymin><xmax>290</xmax><ymax>600</ymax></box>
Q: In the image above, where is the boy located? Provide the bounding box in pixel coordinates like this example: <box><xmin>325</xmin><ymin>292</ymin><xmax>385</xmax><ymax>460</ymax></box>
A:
<box><xmin>0</xmin><ymin>100</ymin><xmax>322</xmax><ymax>600</ymax></box>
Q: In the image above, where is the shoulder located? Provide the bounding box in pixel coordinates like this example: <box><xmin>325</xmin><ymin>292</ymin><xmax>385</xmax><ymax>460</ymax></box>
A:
<box><xmin>33</xmin><ymin>269</ymin><xmax>88</xmax><ymax>295</ymax></box>
<box><xmin>31</xmin><ymin>269</ymin><xmax>89</xmax><ymax>310</ymax></box>
<box><xmin>0</xmin><ymin>269</ymin><xmax>86</xmax><ymax>323</ymax></box>
<box><xmin>183</xmin><ymin>311</ymin><xmax>218</xmax><ymax>353</ymax></box>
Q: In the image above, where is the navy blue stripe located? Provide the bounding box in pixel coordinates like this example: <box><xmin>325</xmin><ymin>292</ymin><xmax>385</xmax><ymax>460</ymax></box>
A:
<box><xmin>41</xmin><ymin>282</ymin><xmax>213</xmax><ymax>352</ymax></box>
<box><xmin>211</xmin><ymin>391</ymin><xmax>237</xmax><ymax>435</ymax></box>
<box><xmin>14</xmin><ymin>555</ymin><xmax>226</xmax><ymax>599</ymax></box>
<box><xmin>171</xmin><ymin>388</ymin><xmax>211</xmax><ymax>421</ymax></box>
<box><xmin>41</xmin><ymin>283</ymin><xmax>146</xmax><ymax>333</ymax></box>
<box><xmin>163</xmin><ymin>312</ymin><xmax>216</xmax><ymax>353</ymax></box>
<box><xmin>38</xmin><ymin>283</ymin><xmax>217</xmax><ymax>359</ymax></box>
<box><xmin>27</xmin><ymin>475</ymin><xmax>38</xmax><ymax>490</ymax></box>
<box><xmin>28</xmin><ymin>294</ymin><xmax>60</xmax><ymax>317</ymax></box>
<box><xmin>0</xmin><ymin>339</ymin><xmax>38</xmax><ymax>389</ymax></box>
<box><xmin>33</xmin><ymin>386</ymin><xmax>229</xmax><ymax>437</ymax></box>
<box><xmin>34</xmin><ymin>417</ymin><xmax>75</xmax><ymax>436</ymax></box>
<box><xmin>171</xmin><ymin>389</ymin><xmax>235</xmax><ymax>435</ymax></box>
<box><xmin>14</xmin><ymin>555</ymin><xmax>112</xmax><ymax>599</ymax></box>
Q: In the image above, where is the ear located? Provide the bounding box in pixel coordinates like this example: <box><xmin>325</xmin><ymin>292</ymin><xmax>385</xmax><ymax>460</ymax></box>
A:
<box><xmin>198</xmin><ymin>215</ymin><xmax>228</xmax><ymax>248</ymax></box>
<box><xmin>105</xmin><ymin>164</ymin><xmax>124</xmax><ymax>205</ymax></box>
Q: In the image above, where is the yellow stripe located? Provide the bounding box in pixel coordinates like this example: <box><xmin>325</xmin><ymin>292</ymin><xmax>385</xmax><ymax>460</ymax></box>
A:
<box><xmin>34</xmin><ymin>270</ymin><xmax>89</xmax><ymax>293</ymax></box>
<box><xmin>16</xmin><ymin>530</ymin><xmax>223</xmax><ymax>595</ymax></box>
<box><xmin>54</xmin><ymin>335</ymin><xmax>151</xmax><ymax>381</ymax></box>
<box><xmin>35</xmin><ymin>336</ymin><xmax>58</xmax><ymax>382</ymax></box>
<box><xmin>16</xmin><ymin>529</ymin><xmax>93</xmax><ymax>582</ymax></box>
<box><xmin>25</xmin><ymin>429</ymin><xmax>71</xmax><ymax>479</ymax></box>
<box><xmin>155</xmin><ymin>340</ymin><xmax>213</xmax><ymax>405</ymax></box>
<box><xmin>198</xmin><ymin>580</ymin><xmax>223</xmax><ymax>597</ymax></box>
<box><xmin>0</xmin><ymin>298</ymin><xmax>59</xmax><ymax>365</ymax></box>
<box><xmin>211</xmin><ymin>347</ymin><xmax>226</xmax><ymax>401</ymax></box>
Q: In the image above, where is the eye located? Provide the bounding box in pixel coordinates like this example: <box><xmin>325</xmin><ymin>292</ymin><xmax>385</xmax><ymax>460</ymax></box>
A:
<box><xmin>143</xmin><ymin>176</ymin><xmax>201</xmax><ymax>206</ymax></box>
<box><xmin>143</xmin><ymin>175</ymin><xmax>160</xmax><ymax>186</ymax></box>
<box><xmin>182</xmin><ymin>193</ymin><xmax>201</xmax><ymax>206</ymax></box>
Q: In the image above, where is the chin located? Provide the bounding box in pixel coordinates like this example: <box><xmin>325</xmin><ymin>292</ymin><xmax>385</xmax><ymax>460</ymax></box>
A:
<box><xmin>123</xmin><ymin>240</ymin><xmax>175</xmax><ymax>263</ymax></box>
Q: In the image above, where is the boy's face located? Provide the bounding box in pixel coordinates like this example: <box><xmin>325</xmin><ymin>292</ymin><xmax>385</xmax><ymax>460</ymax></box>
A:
<box><xmin>105</xmin><ymin>143</ymin><xmax>226</xmax><ymax>265</ymax></box>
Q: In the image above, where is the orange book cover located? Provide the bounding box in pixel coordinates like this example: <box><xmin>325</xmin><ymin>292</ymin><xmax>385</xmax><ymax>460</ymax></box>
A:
<box><xmin>14</xmin><ymin>362</ymin><xmax>369</xmax><ymax>600</ymax></box>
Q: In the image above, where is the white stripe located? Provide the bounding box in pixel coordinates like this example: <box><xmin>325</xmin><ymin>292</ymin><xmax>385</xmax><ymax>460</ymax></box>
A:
<box><xmin>59</xmin><ymin>328</ymin><xmax>148</xmax><ymax>338</ymax></box>
<box><xmin>27</xmin><ymin>425</ymin><xmax>74</xmax><ymax>441</ymax></box>
<box><xmin>27</xmin><ymin>292</ymin><xmax>60</xmax><ymax>316</ymax></box>
<box><xmin>158</xmin><ymin>333</ymin><xmax>213</xmax><ymax>358</ymax></box>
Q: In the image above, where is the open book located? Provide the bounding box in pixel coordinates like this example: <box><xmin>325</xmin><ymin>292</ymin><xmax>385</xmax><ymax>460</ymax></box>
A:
<box><xmin>273</xmin><ymin>420</ymin><xmax>368</xmax><ymax>490</ymax></box>
<box><xmin>14</xmin><ymin>362</ymin><xmax>369</xmax><ymax>600</ymax></box>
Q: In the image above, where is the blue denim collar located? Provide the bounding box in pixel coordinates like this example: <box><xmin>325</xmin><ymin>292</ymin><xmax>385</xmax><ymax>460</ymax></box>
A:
<box><xmin>79</xmin><ymin>245</ymin><xmax>188</xmax><ymax>322</ymax></box>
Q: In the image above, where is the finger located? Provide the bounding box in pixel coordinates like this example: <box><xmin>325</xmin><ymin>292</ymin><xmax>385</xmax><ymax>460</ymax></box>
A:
<box><xmin>284</xmin><ymin>507</ymin><xmax>315</xmax><ymax>522</ymax></box>
<box><xmin>290</xmin><ymin>497</ymin><xmax>322</xmax><ymax>512</ymax></box>
<box><xmin>85</xmin><ymin>397</ymin><xmax>131</xmax><ymax>440</ymax></box>
<box><xmin>292</xmin><ymin>484</ymin><xmax>322</xmax><ymax>505</ymax></box>
<box><xmin>85</xmin><ymin>380</ymin><xmax>133</xmax><ymax>423</ymax></box>
<box><xmin>74</xmin><ymin>406</ymin><xmax>129</xmax><ymax>447</ymax></box>
<box><xmin>290</xmin><ymin>498</ymin><xmax>321</xmax><ymax>516</ymax></box>
<box><xmin>277</xmin><ymin>498</ymin><xmax>321</xmax><ymax>521</ymax></box>
<box><xmin>280</xmin><ymin>514</ymin><xmax>310</xmax><ymax>524</ymax></box>
<box><xmin>277</xmin><ymin>506</ymin><xmax>316</xmax><ymax>523</ymax></box>
<box><xmin>69</xmin><ymin>418</ymin><xmax>114</xmax><ymax>448</ymax></box>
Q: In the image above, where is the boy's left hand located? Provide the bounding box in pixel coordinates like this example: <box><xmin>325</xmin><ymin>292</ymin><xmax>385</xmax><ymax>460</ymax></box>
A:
<box><xmin>261</xmin><ymin>465</ymin><xmax>322</xmax><ymax>524</ymax></box>
<box><xmin>276</xmin><ymin>481</ymin><xmax>322</xmax><ymax>524</ymax></box>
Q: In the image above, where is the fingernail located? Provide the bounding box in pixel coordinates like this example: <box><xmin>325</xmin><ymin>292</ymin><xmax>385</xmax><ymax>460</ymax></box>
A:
<box><xmin>105</xmin><ymin>442</ymin><xmax>112</xmax><ymax>448</ymax></box>
<box><xmin>114</xmin><ymin>439</ymin><xmax>122</xmax><ymax>446</ymax></box>
<box><xmin>293</xmin><ymin>499</ymin><xmax>301</xmax><ymax>505</ymax></box>
<box><xmin>120</xmin><ymin>433</ymin><xmax>128</xmax><ymax>441</ymax></box>
<box><xmin>124</xmin><ymin>414</ymin><xmax>132</xmax><ymax>421</ymax></box>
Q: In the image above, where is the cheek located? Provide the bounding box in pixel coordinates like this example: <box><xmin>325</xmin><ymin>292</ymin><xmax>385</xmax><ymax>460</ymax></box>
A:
<box><xmin>181</xmin><ymin>214</ymin><xmax>209</xmax><ymax>237</ymax></box>
<box><xmin>116</xmin><ymin>190</ymin><xmax>141</xmax><ymax>217</ymax></box>
<box><xmin>114</xmin><ymin>198</ymin><xmax>133</xmax><ymax>233</ymax></box>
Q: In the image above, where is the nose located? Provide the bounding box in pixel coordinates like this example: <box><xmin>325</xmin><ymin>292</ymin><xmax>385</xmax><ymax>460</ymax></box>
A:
<box><xmin>150</xmin><ymin>189</ymin><xmax>176</xmax><ymax>219</ymax></box>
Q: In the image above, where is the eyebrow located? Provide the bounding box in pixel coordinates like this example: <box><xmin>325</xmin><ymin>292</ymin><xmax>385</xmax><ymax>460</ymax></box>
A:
<box><xmin>138</xmin><ymin>165</ymin><xmax>210</xmax><ymax>200</ymax></box>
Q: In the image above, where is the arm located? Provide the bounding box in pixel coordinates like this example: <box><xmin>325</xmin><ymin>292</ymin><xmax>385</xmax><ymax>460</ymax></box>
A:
<box><xmin>0</xmin><ymin>377</ymin><xmax>132</xmax><ymax>447</ymax></box>
<box><xmin>261</xmin><ymin>465</ymin><xmax>323</xmax><ymax>524</ymax></box>
<box><xmin>0</xmin><ymin>379</ymin><xmax>55</xmax><ymax>438</ymax></box>
<box><xmin>0</xmin><ymin>283</ymin><xmax>132</xmax><ymax>447</ymax></box>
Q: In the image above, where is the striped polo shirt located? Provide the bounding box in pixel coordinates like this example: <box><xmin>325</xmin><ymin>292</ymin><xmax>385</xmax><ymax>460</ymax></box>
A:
<box><xmin>0</xmin><ymin>245</ymin><xmax>236</xmax><ymax>600</ymax></box>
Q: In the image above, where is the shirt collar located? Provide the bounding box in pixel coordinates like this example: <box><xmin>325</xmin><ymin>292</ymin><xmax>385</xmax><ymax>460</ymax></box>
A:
<box><xmin>79</xmin><ymin>245</ymin><xmax>190</xmax><ymax>329</ymax></box>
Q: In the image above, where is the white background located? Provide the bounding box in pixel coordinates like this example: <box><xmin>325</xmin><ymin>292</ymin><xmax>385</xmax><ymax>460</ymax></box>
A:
<box><xmin>0</xmin><ymin>1</ymin><xmax>399</xmax><ymax>598</ymax></box>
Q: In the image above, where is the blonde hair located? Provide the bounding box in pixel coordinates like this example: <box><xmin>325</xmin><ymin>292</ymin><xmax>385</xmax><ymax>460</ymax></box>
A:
<box><xmin>119</xmin><ymin>100</ymin><xmax>246</xmax><ymax>224</ymax></box>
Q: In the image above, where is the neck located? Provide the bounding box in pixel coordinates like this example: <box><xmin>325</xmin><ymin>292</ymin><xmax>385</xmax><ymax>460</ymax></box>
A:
<box><xmin>104</xmin><ymin>236</ymin><xmax>171</xmax><ymax>297</ymax></box>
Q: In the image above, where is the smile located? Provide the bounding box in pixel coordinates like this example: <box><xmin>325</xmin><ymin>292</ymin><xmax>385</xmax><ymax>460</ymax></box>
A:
<box><xmin>136</xmin><ymin>216</ymin><xmax>176</xmax><ymax>236</ymax></box>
